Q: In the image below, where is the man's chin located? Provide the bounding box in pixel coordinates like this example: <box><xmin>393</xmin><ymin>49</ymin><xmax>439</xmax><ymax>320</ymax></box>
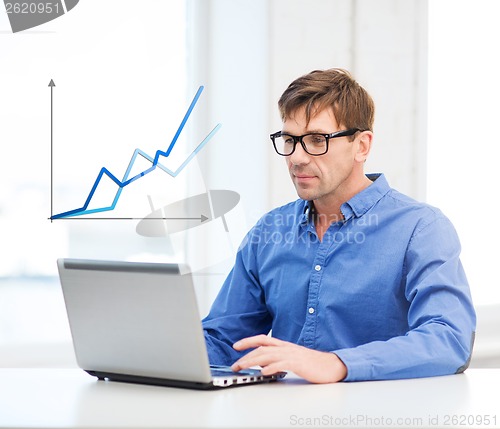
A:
<box><xmin>294</xmin><ymin>187</ymin><xmax>317</xmax><ymax>201</ymax></box>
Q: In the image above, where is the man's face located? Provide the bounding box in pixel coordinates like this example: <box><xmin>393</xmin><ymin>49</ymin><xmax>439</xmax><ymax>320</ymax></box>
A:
<box><xmin>283</xmin><ymin>106</ymin><xmax>360</xmax><ymax>205</ymax></box>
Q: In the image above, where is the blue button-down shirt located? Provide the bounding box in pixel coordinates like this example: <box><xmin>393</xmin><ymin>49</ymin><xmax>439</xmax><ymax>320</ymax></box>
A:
<box><xmin>202</xmin><ymin>174</ymin><xmax>476</xmax><ymax>381</ymax></box>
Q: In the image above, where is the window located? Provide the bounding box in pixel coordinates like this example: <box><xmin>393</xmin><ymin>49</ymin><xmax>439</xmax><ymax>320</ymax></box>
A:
<box><xmin>0</xmin><ymin>0</ymin><xmax>187</xmax><ymax>359</ymax></box>
<box><xmin>427</xmin><ymin>0</ymin><xmax>500</xmax><ymax>305</ymax></box>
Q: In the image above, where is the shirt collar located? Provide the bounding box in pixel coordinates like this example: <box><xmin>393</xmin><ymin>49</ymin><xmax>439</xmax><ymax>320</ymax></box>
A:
<box><xmin>298</xmin><ymin>173</ymin><xmax>390</xmax><ymax>227</ymax></box>
<box><xmin>341</xmin><ymin>173</ymin><xmax>390</xmax><ymax>221</ymax></box>
<box><xmin>299</xmin><ymin>200</ymin><xmax>314</xmax><ymax>226</ymax></box>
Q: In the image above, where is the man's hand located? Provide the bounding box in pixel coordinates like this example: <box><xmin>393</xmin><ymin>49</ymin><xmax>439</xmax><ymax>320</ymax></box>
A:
<box><xmin>231</xmin><ymin>335</ymin><xmax>347</xmax><ymax>384</ymax></box>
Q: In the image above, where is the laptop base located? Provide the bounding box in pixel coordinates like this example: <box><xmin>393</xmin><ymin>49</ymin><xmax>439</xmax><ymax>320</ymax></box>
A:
<box><xmin>86</xmin><ymin>370</ymin><xmax>285</xmax><ymax>390</ymax></box>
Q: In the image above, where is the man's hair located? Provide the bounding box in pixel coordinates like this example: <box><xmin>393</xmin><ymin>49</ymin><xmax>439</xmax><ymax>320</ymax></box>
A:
<box><xmin>278</xmin><ymin>68</ymin><xmax>375</xmax><ymax>132</ymax></box>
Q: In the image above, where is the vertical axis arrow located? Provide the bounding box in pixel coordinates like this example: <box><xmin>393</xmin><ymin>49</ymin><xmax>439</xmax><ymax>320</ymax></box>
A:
<box><xmin>49</xmin><ymin>79</ymin><xmax>55</xmax><ymax>222</ymax></box>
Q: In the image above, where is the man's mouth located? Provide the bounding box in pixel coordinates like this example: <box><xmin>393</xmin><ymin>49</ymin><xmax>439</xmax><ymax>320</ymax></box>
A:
<box><xmin>293</xmin><ymin>173</ymin><xmax>316</xmax><ymax>183</ymax></box>
<box><xmin>293</xmin><ymin>172</ymin><xmax>316</xmax><ymax>179</ymax></box>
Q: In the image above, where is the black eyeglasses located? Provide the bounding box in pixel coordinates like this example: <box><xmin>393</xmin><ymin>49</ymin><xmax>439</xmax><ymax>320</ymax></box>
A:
<box><xmin>270</xmin><ymin>128</ymin><xmax>362</xmax><ymax>156</ymax></box>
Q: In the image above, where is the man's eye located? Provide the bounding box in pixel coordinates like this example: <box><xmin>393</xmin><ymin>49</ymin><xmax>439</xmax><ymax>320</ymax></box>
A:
<box><xmin>309</xmin><ymin>135</ymin><xmax>325</xmax><ymax>145</ymax></box>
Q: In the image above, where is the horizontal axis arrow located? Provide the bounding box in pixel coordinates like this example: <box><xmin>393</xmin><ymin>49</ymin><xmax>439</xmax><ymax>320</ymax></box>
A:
<box><xmin>49</xmin><ymin>215</ymin><xmax>209</xmax><ymax>222</ymax></box>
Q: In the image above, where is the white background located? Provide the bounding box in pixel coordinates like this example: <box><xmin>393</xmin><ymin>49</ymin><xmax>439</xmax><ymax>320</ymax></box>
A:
<box><xmin>0</xmin><ymin>0</ymin><xmax>498</xmax><ymax>367</ymax></box>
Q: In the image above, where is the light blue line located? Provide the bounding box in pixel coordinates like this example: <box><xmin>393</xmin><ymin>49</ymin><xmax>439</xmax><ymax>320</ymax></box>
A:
<box><xmin>60</xmin><ymin>123</ymin><xmax>221</xmax><ymax>218</ymax></box>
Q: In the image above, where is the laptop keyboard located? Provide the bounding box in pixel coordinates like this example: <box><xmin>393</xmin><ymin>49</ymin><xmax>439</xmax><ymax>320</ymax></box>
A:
<box><xmin>211</xmin><ymin>369</ymin><xmax>240</xmax><ymax>377</ymax></box>
<box><xmin>210</xmin><ymin>366</ymin><xmax>257</xmax><ymax>377</ymax></box>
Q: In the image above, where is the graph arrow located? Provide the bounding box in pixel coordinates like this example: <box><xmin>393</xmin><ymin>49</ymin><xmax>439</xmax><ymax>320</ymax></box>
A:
<box><xmin>50</xmin><ymin>215</ymin><xmax>210</xmax><ymax>222</ymax></box>
<box><xmin>49</xmin><ymin>79</ymin><xmax>55</xmax><ymax>223</ymax></box>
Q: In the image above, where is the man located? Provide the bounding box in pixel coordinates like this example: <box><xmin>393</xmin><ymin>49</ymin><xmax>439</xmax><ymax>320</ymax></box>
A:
<box><xmin>202</xmin><ymin>68</ymin><xmax>476</xmax><ymax>383</ymax></box>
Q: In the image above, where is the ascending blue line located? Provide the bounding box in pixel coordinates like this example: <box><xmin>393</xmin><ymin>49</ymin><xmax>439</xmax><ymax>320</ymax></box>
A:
<box><xmin>51</xmin><ymin>86</ymin><xmax>221</xmax><ymax>220</ymax></box>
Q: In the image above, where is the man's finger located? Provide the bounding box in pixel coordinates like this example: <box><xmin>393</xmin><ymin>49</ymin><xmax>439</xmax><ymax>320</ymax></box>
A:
<box><xmin>233</xmin><ymin>334</ymin><xmax>285</xmax><ymax>350</ymax></box>
<box><xmin>231</xmin><ymin>350</ymin><xmax>284</xmax><ymax>372</ymax></box>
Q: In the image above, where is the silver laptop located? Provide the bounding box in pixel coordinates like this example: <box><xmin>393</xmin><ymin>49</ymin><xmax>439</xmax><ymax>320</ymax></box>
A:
<box><xmin>57</xmin><ymin>258</ymin><xmax>286</xmax><ymax>389</ymax></box>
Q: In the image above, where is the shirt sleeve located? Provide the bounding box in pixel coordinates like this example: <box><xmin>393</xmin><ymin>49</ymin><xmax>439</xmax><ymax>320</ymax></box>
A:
<box><xmin>334</xmin><ymin>213</ymin><xmax>476</xmax><ymax>381</ymax></box>
<box><xmin>202</xmin><ymin>226</ymin><xmax>273</xmax><ymax>366</ymax></box>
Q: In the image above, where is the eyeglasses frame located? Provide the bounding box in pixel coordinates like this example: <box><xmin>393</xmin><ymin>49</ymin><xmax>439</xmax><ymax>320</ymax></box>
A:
<box><xmin>270</xmin><ymin>128</ymin><xmax>363</xmax><ymax>156</ymax></box>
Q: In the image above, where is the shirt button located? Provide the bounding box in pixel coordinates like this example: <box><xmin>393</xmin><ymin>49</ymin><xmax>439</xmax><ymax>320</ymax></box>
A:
<box><xmin>308</xmin><ymin>307</ymin><xmax>315</xmax><ymax>314</ymax></box>
<box><xmin>315</xmin><ymin>265</ymin><xmax>321</xmax><ymax>271</ymax></box>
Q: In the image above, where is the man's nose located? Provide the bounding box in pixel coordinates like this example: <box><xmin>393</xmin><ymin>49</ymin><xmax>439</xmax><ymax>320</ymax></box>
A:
<box><xmin>288</xmin><ymin>141</ymin><xmax>310</xmax><ymax>165</ymax></box>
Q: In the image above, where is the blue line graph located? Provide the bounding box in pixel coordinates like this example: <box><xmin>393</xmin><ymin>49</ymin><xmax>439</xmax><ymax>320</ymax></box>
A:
<box><xmin>51</xmin><ymin>86</ymin><xmax>221</xmax><ymax>220</ymax></box>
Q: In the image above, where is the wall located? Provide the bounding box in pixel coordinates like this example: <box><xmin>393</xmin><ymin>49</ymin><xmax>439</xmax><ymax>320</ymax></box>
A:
<box><xmin>267</xmin><ymin>0</ymin><xmax>428</xmax><ymax>207</ymax></box>
<box><xmin>189</xmin><ymin>0</ymin><xmax>428</xmax><ymax>314</ymax></box>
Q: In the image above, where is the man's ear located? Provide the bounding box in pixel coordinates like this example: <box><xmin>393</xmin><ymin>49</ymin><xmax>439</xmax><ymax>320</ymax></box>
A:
<box><xmin>354</xmin><ymin>131</ymin><xmax>373</xmax><ymax>163</ymax></box>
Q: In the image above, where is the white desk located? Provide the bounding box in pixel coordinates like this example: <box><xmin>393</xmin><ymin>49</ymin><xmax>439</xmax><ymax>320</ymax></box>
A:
<box><xmin>0</xmin><ymin>368</ymin><xmax>498</xmax><ymax>429</ymax></box>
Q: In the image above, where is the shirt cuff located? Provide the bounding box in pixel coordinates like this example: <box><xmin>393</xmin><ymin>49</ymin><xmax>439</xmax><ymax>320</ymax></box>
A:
<box><xmin>333</xmin><ymin>349</ymin><xmax>373</xmax><ymax>382</ymax></box>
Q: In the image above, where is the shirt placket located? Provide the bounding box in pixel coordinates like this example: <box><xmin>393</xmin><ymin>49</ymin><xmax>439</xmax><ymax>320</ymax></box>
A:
<box><xmin>300</xmin><ymin>222</ymin><xmax>343</xmax><ymax>349</ymax></box>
